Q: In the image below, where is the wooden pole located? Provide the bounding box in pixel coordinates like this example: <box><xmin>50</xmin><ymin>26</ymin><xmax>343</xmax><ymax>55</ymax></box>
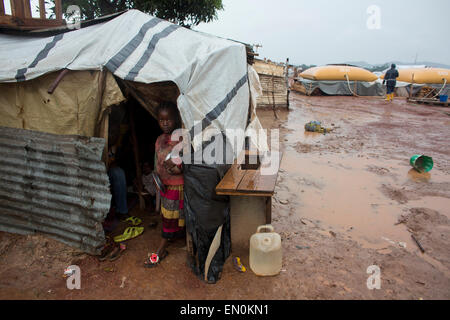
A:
<box><xmin>272</xmin><ymin>73</ymin><xmax>278</xmax><ymax>119</ymax></box>
<box><xmin>96</xmin><ymin>70</ymin><xmax>109</xmax><ymax>166</ymax></box>
<box><xmin>11</xmin><ymin>0</ymin><xmax>25</xmax><ymax>19</ymax></box>
<box><xmin>1</xmin><ymin>1</ymin><xmax>6</xmax><ymax>16</ymax></box>
<box><xmin>54</xmin><ymin>0</ymin><xmax>62</xmax><ymax>22</ymax></box>
<box><xmin>22</xmin><ymin>0</ymin><xmax>31</xmax><ymax>18</ymax></box>
<box><xmin>100</xmin><ymin>111</ymin><xmax>110</xmax><ymax>167</ymax></box>
<box><xmin>121</xmin><ymin>81</ymin><xmax>158</xmax><ymax>119</ymax></box>
<box><xmin>129</xmin><ymin>104</ymin><xmax>146</xmax><ymax>210</ymax></box>
<box><xmin>39</xmin><ymin>0</ymin><xmax>45</xmax><ymax>19</ymax></box>
<box><xmin>47</xmin><ymin>68</ymin><xmax>69</xmax><ymax>94</ymax></box>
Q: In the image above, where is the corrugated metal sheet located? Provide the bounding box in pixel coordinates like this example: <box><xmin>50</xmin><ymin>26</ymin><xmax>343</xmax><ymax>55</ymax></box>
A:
<box><xmin>0</xmin><ymin>126</ymin><xmax>111</xmax><ymax>255</ymax></box>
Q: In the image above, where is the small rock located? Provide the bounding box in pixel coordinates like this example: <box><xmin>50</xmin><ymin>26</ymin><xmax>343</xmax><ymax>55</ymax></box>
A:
<box><xmin>329</xmin><ymin>231</ymin><xmax>337</xmax><ymax>237</ymax></box>
<box><xmin>120</xmin><ymin>276</ymin><xmax>127</xmax><ymax>288</ymax></box>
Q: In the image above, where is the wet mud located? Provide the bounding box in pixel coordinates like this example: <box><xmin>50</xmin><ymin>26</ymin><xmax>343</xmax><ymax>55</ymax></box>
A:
<box><xmin>0</xmin><ymin>93</ymin><xmax>449</xmax><ymax>299</ymax></box>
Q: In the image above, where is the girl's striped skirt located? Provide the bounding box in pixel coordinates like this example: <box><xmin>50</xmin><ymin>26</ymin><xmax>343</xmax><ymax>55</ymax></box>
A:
<box><xmin>160</xmin><ymin>184</ymin><xmax>185</xmax><ymax>239</ymax></box>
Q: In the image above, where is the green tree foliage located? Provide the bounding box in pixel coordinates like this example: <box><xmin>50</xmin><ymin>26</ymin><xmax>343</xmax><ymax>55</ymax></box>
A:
<box><xmin>57</xmin><ymin>0</ymin><xmax>223</xmax><ymax>27</ymax></box>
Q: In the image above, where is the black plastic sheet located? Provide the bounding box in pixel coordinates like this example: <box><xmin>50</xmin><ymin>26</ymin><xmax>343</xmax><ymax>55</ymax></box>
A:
<box><xmin>184</xmin><ymin>163</ymin><xmax>231</xmax><ymax>284</ymax></box>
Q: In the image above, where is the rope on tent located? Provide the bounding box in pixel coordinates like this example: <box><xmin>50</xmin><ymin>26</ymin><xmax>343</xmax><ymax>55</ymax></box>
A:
<box><xmin>307</xmin><ymin>82</ymin><xmax>313</xmax><ymax>96</ymax></box>
<box><xmin>345</xmin><ymin>74</ymin><xmax>359</xmax><ymax>97</ymax></box>
<box><xmin>430</xmin><ymin>78</ymin><xmax>447</xmax><ymax>99</ymax></box>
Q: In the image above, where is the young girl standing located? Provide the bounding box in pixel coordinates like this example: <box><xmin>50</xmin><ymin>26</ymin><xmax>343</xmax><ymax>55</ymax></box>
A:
<box><xmin>144</xmin><ymin>101</ymin><xmax>184</xmax><ymax>267</ymax></box>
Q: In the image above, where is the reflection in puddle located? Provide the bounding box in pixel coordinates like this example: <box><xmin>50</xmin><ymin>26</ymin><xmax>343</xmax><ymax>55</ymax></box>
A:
<box><xmin>407</xmin><ymin>168</ymin><xmax>431</xmax><ymax>182</ymax></box>
<box><xmin>279</xmin><ymin>153</ymin><xmax>415</xmax><ymax>250</ymax></box>
<box><xmin>276</xmin><ymin>147</ymin><xmax>450</xmax><ymax>252</ymax></box>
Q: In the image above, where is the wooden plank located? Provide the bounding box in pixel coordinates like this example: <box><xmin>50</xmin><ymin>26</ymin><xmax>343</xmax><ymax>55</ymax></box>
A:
<box><xmin>96</xmin><ymin>70</ymin><xmax>109</xmax><ymax>166</ymax></box>
<box><xmin>215</xmin><ymin>190</ymin><xmax>273</xmax><ymax>197</ymax></box>
<box><xmin>0</xmin><ymin>15</ymin><xmax>63</xmax><ymax>28</ymax></box>
<box><xmin>54</xmin><ymin>0</ymin><xmax>62</xmax><ymax>22</ymax></box>
<box><xmin>39</xmin><ymin>0</ymin><xmax>45</xmax><ymax>19</ymax></box>
<box><xmin>216</xmin><ymin>151</ymin><xmax>281</xmax><ymax>196</ymax></box>
<box><xmin>11</xmin><ymin>0</ymin><xmax>25</xmax><ymax>19</ymax></box>
<box><xmin>265</xmin><ymin>196</ymin><xmax>272</xmax><ymax>223</ymax></box>
<box><xmin>22</xmin><ymin>0</ymin><xmax>31</xmax><ymax>18</ymax></box>
<box><xmin>407</xmin><ymin>97</ymin><xmax>449</xmax><ymax>107</ymax></box>
<box><xmin>215</xmin><ymin>164</ymin><xmax>246</xmax><ymax>194</ymax></box>
<box><xmin>99</xmin><ymin>112</ymin><xmax>109</xmax><ymax>166</ymax></box>
<box><xmin>237</xmin><ymin>169</ymin><xmax>278</xmax><ymax>195</ymax></box>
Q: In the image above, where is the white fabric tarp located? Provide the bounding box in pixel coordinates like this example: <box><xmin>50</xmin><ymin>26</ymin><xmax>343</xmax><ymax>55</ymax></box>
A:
<box><xmin>0</xmin><ymin>10</ymin><xmax>250</xmax><ymax>151</ymax></box>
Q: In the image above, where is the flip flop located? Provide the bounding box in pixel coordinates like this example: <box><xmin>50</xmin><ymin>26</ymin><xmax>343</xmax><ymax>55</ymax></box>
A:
<box><xmin>144</xmin><ymin>250</ymin><xmax>168</xmax><ymax>268</ymax></box>
<box><xmin>98</xmin><ymin>242</ymin><xmax>114</xmax><ymax>262</ymax></box>
<box><xmin>113</xmin><ymin>226</ymin><xmax>144</xmax><ymax>243</ymax></box>
<box><xmin>109</xmin><ymin>243</ymin><xmax>127</xmax><ymax>262</ymax></box>
<box><xmin>124</xmin><ymin>216</ymin><xmax>142</xmax><ymax>226</ymax></box>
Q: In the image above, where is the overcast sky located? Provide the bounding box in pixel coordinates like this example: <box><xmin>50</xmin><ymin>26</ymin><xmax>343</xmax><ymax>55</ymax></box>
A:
<box><xmin>194</xmin><ymin>0</ymin><xmax>450</xmax><ymax>66</ymax></box>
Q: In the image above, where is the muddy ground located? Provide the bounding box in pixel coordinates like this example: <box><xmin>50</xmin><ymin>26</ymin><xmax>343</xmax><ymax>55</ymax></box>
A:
<box><xmin>0</xmin><ymin>93</ymin><xmax>449</xmax><ymax>300</ymax></box>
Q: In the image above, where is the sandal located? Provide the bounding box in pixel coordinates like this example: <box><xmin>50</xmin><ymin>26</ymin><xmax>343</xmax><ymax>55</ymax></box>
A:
<box><xmin>98</xmin><ymin>242</ymin><xmax>114</xmax><ymax>262</ymax></box>
<box><xmin>144</xmin><ymin>250</ymin><xmax>168</xmax><ymax>268</ymax></box>
<box><xmin>124</xmin><ymin>216</ymin><xmax>142</xmax><ymax>226</ymax></box>
<box><xmin>113</xmin><ymin>226</ymin><xmax>144</xmax><ymax>243</ymax></box>
<box><xmin>109</xmin><ymin>243</ymin><xmax>126</xmax><ymax>262</ymax></box>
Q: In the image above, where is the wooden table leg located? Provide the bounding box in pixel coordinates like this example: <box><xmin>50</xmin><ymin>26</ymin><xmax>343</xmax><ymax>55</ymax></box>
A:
<box><xmin>265</xmin><ymin>196</ymin><xmax>272</xmax><ymax>224</ymax></box>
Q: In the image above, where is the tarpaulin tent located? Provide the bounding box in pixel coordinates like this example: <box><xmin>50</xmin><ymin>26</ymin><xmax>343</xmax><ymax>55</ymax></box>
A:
<box><xmin>295</xmin><ymin>65</ymin><xmax>383</xmax><ymax>96</ymax></box>
<box><xmin>379</xmin><ymin>67</ymin><xmax>450</xmax><ymax>97</ymax></box>
<box><xmin>294</xmin><ymin>78</ymin><xmax>384</xmax><ymax>96</ymax></box>
<box><xmin>0</xmin><ymin>10</ymin><xmax>262</xmax><ymax>259</ymax></box>
<box><xmin>0</xmin><ymin>9</ymin><xmax>251</xmax><ymax>149</ymax></box>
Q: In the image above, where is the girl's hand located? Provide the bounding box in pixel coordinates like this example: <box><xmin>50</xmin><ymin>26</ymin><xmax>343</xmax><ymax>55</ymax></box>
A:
<box><xmin>167</xmin><ymin>166</ymin><xmax>182</xmax><ymax>175</ymax></box>
<box><xmin>163</xmin><ymin>158</ymin><xmax>176</xmax><ymax>170</ymax></box>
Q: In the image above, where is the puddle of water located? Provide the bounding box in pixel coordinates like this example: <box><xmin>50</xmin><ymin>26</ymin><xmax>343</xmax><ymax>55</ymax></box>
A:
<box><xmin>278</xmin><ymin>148</ymin><xmax>450</xmax><ymax>251</ymax></box>
<box><xmin>279</xmin><ymin>153</ymin><xmax>416</xmax><ymax>250</ymax></box>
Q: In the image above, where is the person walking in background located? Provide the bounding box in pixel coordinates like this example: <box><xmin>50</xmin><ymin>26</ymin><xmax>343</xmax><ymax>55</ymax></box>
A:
<box><xmin>383</xmin><ymin>64</ymin><xmax>399</xmax><ymax>102</ymax></box>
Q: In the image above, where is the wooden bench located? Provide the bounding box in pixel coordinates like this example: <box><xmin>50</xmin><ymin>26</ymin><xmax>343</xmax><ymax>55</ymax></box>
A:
<box><xmin>407</xmin><ymin>97</ymin><xmax>449</xmax><ymax>108</ymax></box>
<box><xmin>216</xmin><ymin>151</ymin><xmax>280</xmax><ymax>251</ymax></box>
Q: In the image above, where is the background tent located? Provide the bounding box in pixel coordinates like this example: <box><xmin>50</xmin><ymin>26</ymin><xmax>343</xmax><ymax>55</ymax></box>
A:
<box><xmin>380</xmin><ymin>67</ymin><xmax>450</xmax><ymax>97</ymax></box>
<box><xmin>295</xmin><ymin>65</ymin><xmax>383</xmax><ymax>96</ymax></box>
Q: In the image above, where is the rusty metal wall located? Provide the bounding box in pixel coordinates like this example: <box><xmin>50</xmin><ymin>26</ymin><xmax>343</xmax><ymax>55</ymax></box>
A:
<box><xmin>0</xmin><ymin>126</ymin><xmax>111</xmax><ymax>255</ymax></box>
